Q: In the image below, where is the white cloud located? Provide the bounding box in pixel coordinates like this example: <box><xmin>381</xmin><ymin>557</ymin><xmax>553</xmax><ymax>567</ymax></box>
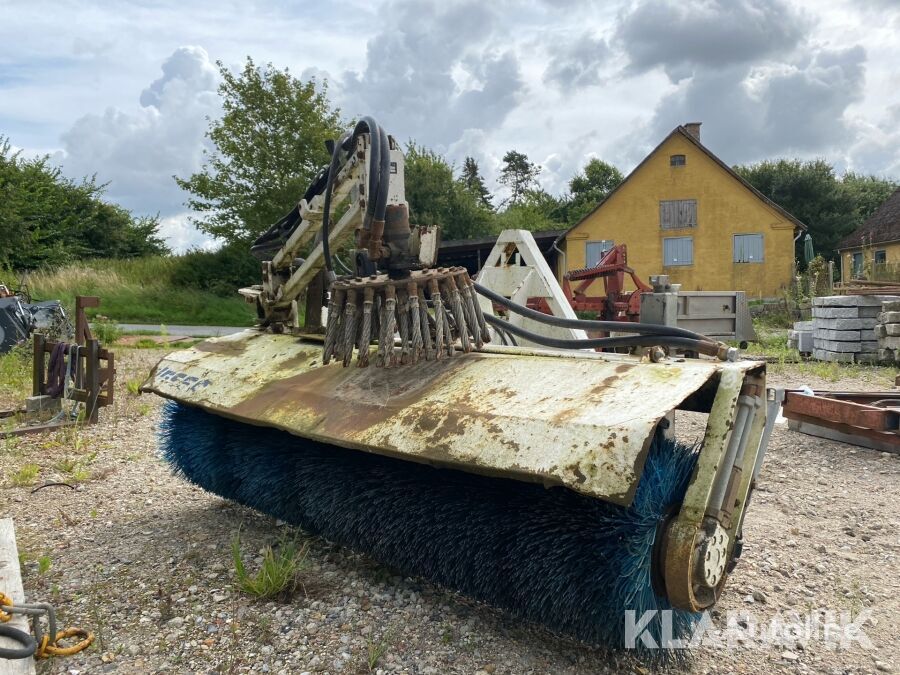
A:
<box><xmin>1</xmin><ymin>0</ymin><xmax>899</xmax><ymax>252</ymax></box>
<box><xmin>54</xmin><ymin>46</ymin><xmax>220</xmax><ymax>250</ymax></box>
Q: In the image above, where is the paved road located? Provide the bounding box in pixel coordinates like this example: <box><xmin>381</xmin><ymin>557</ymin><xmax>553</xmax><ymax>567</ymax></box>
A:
<box><xmin>117</xmin><ymin>324</ymin><xmax>249</xmax><ymax>337</ymax></box>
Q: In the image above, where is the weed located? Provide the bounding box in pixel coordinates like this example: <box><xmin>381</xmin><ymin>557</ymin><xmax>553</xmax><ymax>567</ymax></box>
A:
<box><xmin>38</xmin><ymin>555</ymin><xmax>52</xmax><ymax>575</ymax></box>
<box><xmin>137</xmin><ymin>403</ymin><xmax>151</xmax><ymax>416</ymax></box>
<box><xmin>231</xmin><ymin>531</ymin><xmax>307</xmax><ymax>599</ymax></box>
<box><xmin>134</xmin><ymin>338</ymin><xmax>159</xmax><ymax>349</ymax></box>
<box><xmin>89</xmin><ymin>508</ymin><xmax>98</xmax><ymax>518</ymax></box>
<box><xmin>71</xmin><ymin>467</ymin><xmax>92</xmax><ymax>482</ymax></box>
<box><xmin>10</xmin><ymin>463</ymin><xmax>40</xmax><ymax>486</ymax></box>
<box><xmin>125</xmin><ymin>378</ymin><xmax>142</xmax><ymax>395</ymax></box>
<box><xmin>55</xmin><ymin>457</ymin><xmax>77</xmax><ymax>474</ymax></box>
<box><xmin>366</xmin><ymin>627</ymin><xmax>394</xmax><ymax>672</ymax></box>
<box><xmin>91</xmin><ymin>317</ymin><xmax>122</xmax><ymax>345</ymax></box>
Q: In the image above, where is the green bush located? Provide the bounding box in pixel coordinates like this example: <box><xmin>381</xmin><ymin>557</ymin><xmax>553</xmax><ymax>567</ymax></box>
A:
<box><xmin>170</xmin><ymin>244</ymin><xmax>260</xmax><ymax>297</ymax></box>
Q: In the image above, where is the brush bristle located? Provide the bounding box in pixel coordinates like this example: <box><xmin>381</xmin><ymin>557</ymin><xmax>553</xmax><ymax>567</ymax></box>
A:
<box><xmin>159</xmin><ymin>401</ymin><xmax>698</xmax><ymax>648</ymax></box>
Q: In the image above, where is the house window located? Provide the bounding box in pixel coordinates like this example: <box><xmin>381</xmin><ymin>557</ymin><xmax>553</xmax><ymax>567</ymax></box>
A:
<box><xmin>663</xmin><ymin>237</ymin><xmax>693</xmax><ymax>266</ymax></box>
<box><xmin>851</xmin><ymin>252</ymin><xmax>864</xmax><ymax>278</ymax></box>
<box><xmin>670</xmin><ymin>154</ymin><xmax>686</xmax><ymax>167</ymax></box>
<box><xmin>733</xmin><ymin>234</ymin><xmax>764</xmax><ymax>263</ymax></box>
<box><xmin>585</xmin><ymin>240</ymin><xmax>614</xmax><ymax>267</ymax></box>
<box><xmin>875</xmin><ymin>250</ymin><xmax>887</xmax><ymax>265</ymax></box>
<box><xmin>659</xmin><ymin>199</ymin><xmax>697</xmax><ymax>229</ymax></box>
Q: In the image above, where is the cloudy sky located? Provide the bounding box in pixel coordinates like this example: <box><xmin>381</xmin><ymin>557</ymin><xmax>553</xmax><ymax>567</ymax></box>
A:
<box><xmin>2</xmin><ymin>0</ymin><xmax>899</xmax><ymax>251</ymax></box>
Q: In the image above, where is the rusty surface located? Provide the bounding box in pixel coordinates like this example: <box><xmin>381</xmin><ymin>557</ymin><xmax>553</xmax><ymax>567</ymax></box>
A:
<box><xmin>782</xmin><ymin>390</ymin><xmax>900</xmax><ymax>433</ymax></box>
<box><xmin>143</xmin><ymin>330</ymin><xmax>760</xmax><ymax>505</ymax></box>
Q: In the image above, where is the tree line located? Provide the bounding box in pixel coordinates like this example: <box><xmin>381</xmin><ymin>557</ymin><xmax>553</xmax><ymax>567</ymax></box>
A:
<box><xmin>0</xmin><ymin>139</ymin><xmax>168</xmax><ymax>269</ymax></box>
<box><xmin>2</xmin><ymin>56</ymin><xmax>896</xmax><ymax>276</ymax></box>
<box><xmin>179</xmin><ymin>58</ymin><xmax>896</xmax><ymax>263</ymax></box>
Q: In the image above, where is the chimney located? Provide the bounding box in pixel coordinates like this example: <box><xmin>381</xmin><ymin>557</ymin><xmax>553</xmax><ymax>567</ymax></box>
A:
<box><xmin>683</xmin><ymin>122</ymin><xmax>701</xmax><ymax>140</ymax></box>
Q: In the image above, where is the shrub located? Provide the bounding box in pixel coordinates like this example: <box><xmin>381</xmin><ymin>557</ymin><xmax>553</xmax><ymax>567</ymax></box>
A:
<box><xmin>170</xmin><ymin>244</ymin><xmax>260</xmax><ymax>297</ymax></box>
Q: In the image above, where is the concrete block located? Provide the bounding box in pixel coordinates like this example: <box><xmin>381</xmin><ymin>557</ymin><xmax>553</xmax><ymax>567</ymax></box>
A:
<box><xmin>793</xmin><ymin>320</ymin><xmax>814</xmax><ymax>331</ymax></box>
<box><xmin>856</xmin><ymin>352</ymin><xmax>882</xmax><ymax>364</ymax></box>
<box><xmin>875</xmin><ymin>324</ymin><xmax>887</xmax><ymax>338</ymax></box>
<box><xmin>878</xmin><ymin>348</ymin><xmax>897</xmax><ymax>362</ymax></box>
<box><xmin>878</xmin><ymin>336</ymin><xmax>900</xmax><ymax>350</ymax></box>
<box><xmin>813</xmin><ymin>295</ymin><xmax>900</xmax><ymax>307</ymax></box>
<box><xmin>887</xmin><ymin>324</ymin><xmax>900</xmax><ymax>337</ymax></box>
<box><xmin>25</xmin><ymin>395</ymin><xmax>60</xmax><ymax>414</ymax></box>
<box><xmin>813</xmin><ymin>349</ymin><xmax>855</xmax><ymax>363</ymax></box>
<box><xmin>812</xmin><ymin>307</ymin><xmax>861</xmax><ymax>319</ymax></box>
<box><xmin>797</xmin><ymin>331</ymin><xmax>813</xmax><ymax>353</ymax></box>
<box><xmin>812</xmin><ymin>328</ymin><xmax>861</xmax><ymax>341</ymax></box>
<box><xmin>860</xmin><ymin>306</ymin><xmax>882</xmax><ymax>318</ymax></box>
<box><xmin>813</xmin><ymin>318</ymin><xmax>877</xmax><ymax>330</ymax></box>
<box><xmin>813</xmin><ymin>339</ymin><xmax>860</xmax><ymax>352</ymax></box>
<box><xmin>882</xmin><ymin>300</ymin><xmax>900</xmax><ymax>312</ymax></box>
<box><xmin>881</xmin><ymin>311</ymin><xmax>900</xmax><ymax>324</ymax></box>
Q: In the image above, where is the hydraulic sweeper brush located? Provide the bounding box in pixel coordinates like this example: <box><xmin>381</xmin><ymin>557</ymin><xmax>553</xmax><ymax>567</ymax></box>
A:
<box><xmin>145</xmin><ymin>116</ymin><xmax>773</xmax><ymax>650</ymax></box>
<box><xmin>143</xmin><ymin>330</ymin><xmax>771</xmax><ymax>649</ymax></box>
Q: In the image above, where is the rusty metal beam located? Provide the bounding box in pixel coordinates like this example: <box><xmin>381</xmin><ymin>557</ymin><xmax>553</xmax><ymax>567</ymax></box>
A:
<box><xmin>782</xmin><ymin>390</ymin><xmax>899</xmax><ymax>432</ymax></box>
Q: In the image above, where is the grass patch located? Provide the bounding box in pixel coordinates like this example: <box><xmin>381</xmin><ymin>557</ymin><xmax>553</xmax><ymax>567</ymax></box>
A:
<box><xmin>9</xmin><ymin>463</ymin><xmax>40</xmax><ymax>486</ymax></box>
<box><xmin>366</xmin><ymin>627</ymin><xmax>395</xmax><ymax>672</ymax></box>
<box><xmin>231</xmin><ymin>532</ymin><xmax>307</xmax><ymax>600</ymax></box>
<box><xmin>27</xmin><ymin>258</ymin><xmax>256</xmax><ymax>326</ymax></box>
<box><xmin>0</xmin><ymin>345</ymin><xmax>32</xmax><ymax>402</ymax></box>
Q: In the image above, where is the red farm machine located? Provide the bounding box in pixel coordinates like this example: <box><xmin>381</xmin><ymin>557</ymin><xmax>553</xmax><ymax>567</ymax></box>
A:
<box><xmin>529</xmin><ymin>244</ymin><xmax>652</xmax><ymax>324</ymax></box>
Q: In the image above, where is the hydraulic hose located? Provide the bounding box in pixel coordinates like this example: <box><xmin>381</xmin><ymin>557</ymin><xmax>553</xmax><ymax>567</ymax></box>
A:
<box><xmin>481</xmin><ymin>313</ymin><xmax>723</xmax><ymax>357</ymax></box>
<box><xmin>320</xmin><ymin>132</ymin><xmax>349</xmax><ymax>281</ymax></box>
<box><xmin>321</xmin><ymin>117</ymin><xmax>393</xmax><ymax>281</ymax></box>
<box><xmin>473</xmin><ymin>282</ymin><xmax>711</xmax><ymax>341</ymax></box>
<box><xmin>374</xmin><ymin>125</ymin><xmax>391</xmax><ymax>223</ymax></box>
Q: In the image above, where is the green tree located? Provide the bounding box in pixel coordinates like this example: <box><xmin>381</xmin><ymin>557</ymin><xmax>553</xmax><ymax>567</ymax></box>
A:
<box><xmin>734</xmin><ymin>159</ymin><xmax>897</xmax><ymax>261</ymax></box>
<box><xmin>498</xmin><ymin>150</ymin><xmax>541</xmax><ymax>207</ymax></box>
<box><xmin>493</xmin><ymin>189</ymin><xmax>567</xmax><ymax>233</ymax></box>
<box><xmin>567</xmin><ymin>158</ymin><xmax>624</xmax><ymax>224</ymax></box>
<box><xmin>840</xmin><ymin>172</ymin><xmax>897</xmax><ymax>226</ymax></box>
<box><xmin>404</xmin><ymin>143</ymin><xmax>494</xmax><ymax>241</ymax></box>
<box><xmin>460</xmin><ymin>156</ymin><xmax>493</xmax><ymax>208</ymax></box>
<box><xmin>0</xmin><ymin>137</ymin><xmax>167</xmax><ymax>269</ymax></box>
<box><xmin>175</xmin><ymin>57</ymin><xmax>343</xmax><ymax>245</ymax></box>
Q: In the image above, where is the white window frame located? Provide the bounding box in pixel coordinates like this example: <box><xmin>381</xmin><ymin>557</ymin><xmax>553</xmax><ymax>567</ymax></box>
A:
<box><xmin>733</xmin><ymin>233</ymin><xmax>765</xmax><ymax>264</ymax></box>
<box><xmin>663</xmin><ymin>236</ymin><xmax>693</xmax><ymax>267</ymax></box>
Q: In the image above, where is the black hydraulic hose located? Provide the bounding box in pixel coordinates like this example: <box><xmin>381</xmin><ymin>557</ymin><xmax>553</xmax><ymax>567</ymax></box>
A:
<box><xmin>482</xmin><ymin>313</ymin><xmax>721</xmax><ymax>356</ymax></box>
<box><xmin>320</xmin><ymin>131</ymin><xmax>349</xmax><ymax>281</ymax></box>
<box><xmin>473</xmin><ymin>282</ymin><xmax>711</xmax><ymax>342</ymax></box>
<box><xmin>346</xmin><ymin>116</ymin><xmax>382</xmax><ymax>228</ymax></box>
<box><xmin>321</xmin><ymin>117</ymin><xmax>388</xmax><ymax>280</ymax></box>
<box><xmin>374</xmin><ymin>125</ymin><xmax>391</xmax><ymax>222</ymax></box>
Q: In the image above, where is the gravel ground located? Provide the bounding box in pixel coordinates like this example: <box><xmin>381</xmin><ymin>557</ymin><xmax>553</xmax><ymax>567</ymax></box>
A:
<box><xmin>0</xmin><ymin>348</ymin><xmax>897</xmax><ymax>674</ymax></box>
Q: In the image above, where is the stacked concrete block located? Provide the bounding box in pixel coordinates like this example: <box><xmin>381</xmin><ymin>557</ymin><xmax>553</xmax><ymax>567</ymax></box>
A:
<box><xmin>788</xmin><ymin>320</ymin><xmax>813</xmax><ymax>354</ymax></box>
<box><xmin>811</xmin><ymin>295</ymin><xmax>899</xmax><ymax>363</ymax></box>
<box><xmin>875</xmin><ymin>299</ymin><xmax>900</xmax><ymax>363</ymax></box>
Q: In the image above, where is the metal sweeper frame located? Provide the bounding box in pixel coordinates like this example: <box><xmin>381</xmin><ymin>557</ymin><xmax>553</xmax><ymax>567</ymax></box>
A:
<box><xmin>143</xmin><ymin>117</ymin><xmax>777</xmax><ymax>646</ymax></box>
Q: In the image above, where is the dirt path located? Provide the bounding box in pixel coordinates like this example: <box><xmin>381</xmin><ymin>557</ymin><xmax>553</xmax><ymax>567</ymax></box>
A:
<box><xmin>0</xmin><ymin>348</ymin><xmax>896</xmax><ymax>674</ymax></box>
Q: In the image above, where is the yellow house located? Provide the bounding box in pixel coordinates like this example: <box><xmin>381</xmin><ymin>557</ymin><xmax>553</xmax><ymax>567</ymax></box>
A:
<box><xmin>837</xmin><ymin>187</ymin><xmax>900</xmax><ymax>282</ymax></box>
<box><xmin>559</xmin><ymin>123</ymin><xmax>805</xmax><ymax>298</ymax></box>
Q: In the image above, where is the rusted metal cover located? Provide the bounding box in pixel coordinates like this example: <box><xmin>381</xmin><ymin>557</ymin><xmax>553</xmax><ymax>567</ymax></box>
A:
<box><xmin>143</xmin><ymin>330</ymin><xmax>757</xmax><ymax>505</ymax></box>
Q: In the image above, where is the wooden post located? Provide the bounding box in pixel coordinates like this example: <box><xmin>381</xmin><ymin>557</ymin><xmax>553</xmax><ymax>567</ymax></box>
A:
<box><xmin>85</xmin><ymin>338</ymin><xmax>100</xmax><ymax>424</ymax></box>
<box><xmin>74</xmin><ymin>296</ymin><xmax>100</xmax><ymax>346</ymax></box>
<box><xmin>31</xmin><ymin>334</ymin><xmax>45</xmax><ymax>397</ymax></box>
